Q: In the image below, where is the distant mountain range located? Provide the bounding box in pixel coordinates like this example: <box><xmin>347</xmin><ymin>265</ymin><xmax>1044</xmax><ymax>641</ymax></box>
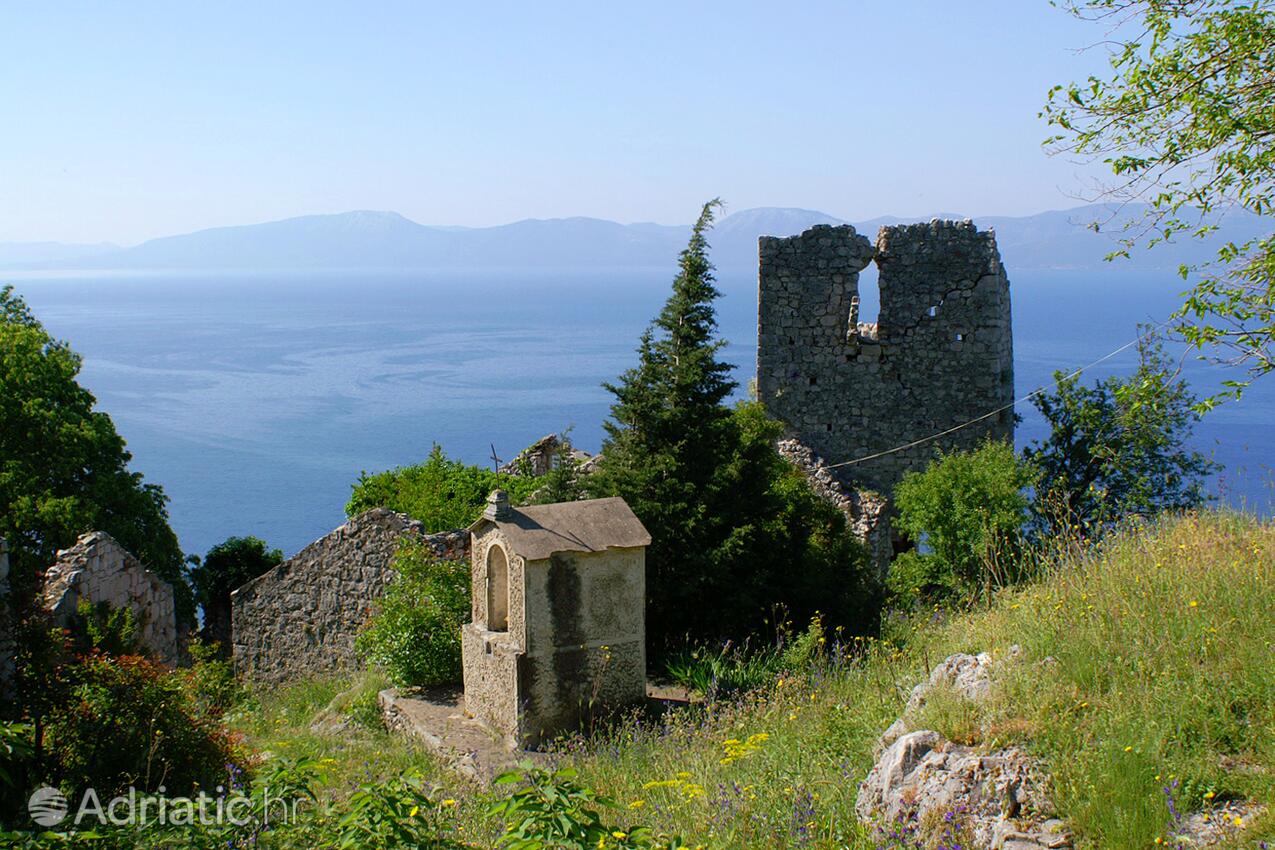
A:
<box><xmin>1</xmin><ymin>205</ymin><xmax>1267</xmax><ymax>274</ymax></box>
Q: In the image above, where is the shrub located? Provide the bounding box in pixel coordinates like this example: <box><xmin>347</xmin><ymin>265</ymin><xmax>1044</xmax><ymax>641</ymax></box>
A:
<box><xmin>892</xmin><ymin>441</ymin><xmax>1037</xmax><ymax>604</ymax></box>
<box><xmin>348</xmin><ymin>444</ymin><xmax>540</xmax><ymax>532</ymax></box>
<box><xmin>43</xmin><ymin>652</ymin><xmax>246</xmax><ymax>797</ymax></box>
<box><xmin>68</xmin><ymin>598</ymin><xmax>140</xmax><ymax>657</ymax></box>
<box><xmin>356</xmin><ymin>542</ymin><xmax>471</xmax><ymax>688</ymax></box>
<box><xmin>180</xmin><ymin>638</ymin><xmax>246</xmax><ymax>718</ymax></box>
<box><xmin>490</xmin><ymin>764</ymin><xmax>682</xmax><ymax>850</ymax></box>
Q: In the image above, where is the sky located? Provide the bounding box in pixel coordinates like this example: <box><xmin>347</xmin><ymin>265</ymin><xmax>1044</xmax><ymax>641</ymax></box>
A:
<box><xmin>1</xmin><ymin>1</ymin><xmax>1118</xmax><ymax>246</ymax></box>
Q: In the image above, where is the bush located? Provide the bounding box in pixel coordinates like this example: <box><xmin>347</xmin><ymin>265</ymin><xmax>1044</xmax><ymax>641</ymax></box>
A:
<box><xmin>180</xmin><ymin>638</ymin><xmax>246</xmax><ymax>718</ymax></box>
<box><xmin>356</xmin><ymin>542</ymin><xmax>471</xmax><ymax>687</ymax></box>
<box><xmin>348</xmin><ymin>445</ymin><xmax>541</xmax><ymax>532</ymax></box>
<box><xmin>43</xmin><ymin>653</ymin><xmax>246</xmax><ymax>797</ymax></box>
<box><xmin>68</xmin><ymin>598</ymin><xmax>140</xmax><ymax>657</ymax></box>
<box><xmin>892</xmin><ymin>441</ymin><xmax>1037</xmax><ymax>604</ymax></box>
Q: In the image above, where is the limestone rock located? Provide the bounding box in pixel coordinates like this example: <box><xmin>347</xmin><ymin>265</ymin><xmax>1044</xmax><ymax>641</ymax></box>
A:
<box><xmin>857</xmin><ymin>731</ymin><xmax>1068</xmax><ymax>849</ymax></box>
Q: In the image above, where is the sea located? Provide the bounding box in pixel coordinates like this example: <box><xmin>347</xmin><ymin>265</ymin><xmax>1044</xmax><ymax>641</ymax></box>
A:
<box><xmin>9</xmin><ymin>266</ymin><xmax>1273</xmax><ymax>558</ymax></box>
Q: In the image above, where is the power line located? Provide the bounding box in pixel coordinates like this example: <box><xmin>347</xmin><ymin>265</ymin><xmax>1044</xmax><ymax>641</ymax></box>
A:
<box><xmin>817</xmin><ymin>319</ymin><xmax>1172</xmax><ymax>472</ymax></box>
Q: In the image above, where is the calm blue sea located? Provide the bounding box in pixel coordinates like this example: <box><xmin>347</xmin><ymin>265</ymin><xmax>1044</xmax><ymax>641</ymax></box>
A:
<box><xmin>9</xmin><ymin>266</ymin><xmax>1273</xmax><ymax>558</ymax></box>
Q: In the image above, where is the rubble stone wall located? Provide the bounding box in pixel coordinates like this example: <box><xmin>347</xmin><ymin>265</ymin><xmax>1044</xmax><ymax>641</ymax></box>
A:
<box><xmin>42</xmin><ymin>532</ymin><xmax>178</xmax><ymax>665</ymax></box>
<box><xmin>758</xmin><ymin>220</ymin><xmax>1014</xmax><ymax>499</ymax></box>
<box><xmin>231</xmin><ymin>508</ymin><xmax>469</xmax><ymax>684</ymax></box>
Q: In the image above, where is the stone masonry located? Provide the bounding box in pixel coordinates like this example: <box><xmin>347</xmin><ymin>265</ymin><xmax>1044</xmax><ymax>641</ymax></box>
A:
<box><xmin>43</xmin><ymin>532</ymin><xmax>179</xmax><ymax>665</ymax></box>
<box><xmin>758</xmin><ymin>220</ymin><xmax>1014</xmax><ymax>523</ymax></box>
<box><xmin>231</xmin><ymin>508</ymin><xmax>469</xmax><ymax>684</ymax></box>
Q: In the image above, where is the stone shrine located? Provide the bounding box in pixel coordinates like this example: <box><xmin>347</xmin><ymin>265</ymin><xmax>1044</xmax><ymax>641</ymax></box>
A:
<box><xmin>462</xmin><ymin>491</ymin><xmax>649</xmax><ymax>748</ymax></box>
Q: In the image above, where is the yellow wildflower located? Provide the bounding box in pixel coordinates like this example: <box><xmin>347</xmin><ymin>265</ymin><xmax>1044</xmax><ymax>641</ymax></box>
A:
<box><xmin>441</xmin><ymin>798</ymin><xmax>457</xmax><ymax>807</ymax></box>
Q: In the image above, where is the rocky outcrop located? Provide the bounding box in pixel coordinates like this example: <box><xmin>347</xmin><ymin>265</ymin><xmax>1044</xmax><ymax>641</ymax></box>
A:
<box><xmin>42</xmin><ymin>532</ymin><xmax>178</xmax><ymax>665</ymax></box>
<box><xmin>857</xmin><ymin>648</ymin><xmax>1071</xmax><ymax>850</ymax></box>
<box><xmin>878</xmin><ymin>649</ymin><xmax>1010</xmax><ymax>752</ymax></box>
<box><xmin>858</xmin><ymin>731</ymin><xmax>1069</xmax><ymax>850</ymax></box>
<box><xmin>231</xmin><ymin>508</ymin><xmax>469</xmax><ymax>684</ymax></box>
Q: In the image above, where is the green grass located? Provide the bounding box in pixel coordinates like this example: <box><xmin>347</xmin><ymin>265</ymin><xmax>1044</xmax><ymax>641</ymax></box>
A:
<box><xmin>227</xmin><ymin>511</ymin><xmax>1274</xmax><ymax>849</ymax></box>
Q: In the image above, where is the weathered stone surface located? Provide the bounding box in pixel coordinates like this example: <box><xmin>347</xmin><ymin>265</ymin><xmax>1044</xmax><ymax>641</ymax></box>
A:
<box><xmin>42</xmin><ymin>532</ymin><xmax>178</xmax><ymax>665</ymax></box>
<box><xmin>878</xmin><ymin>649</ymin><xmax>1015</xmax><ymax>753</ymax></box>
<box><xmin>776</xmin><ymin>438</ymin><xmax>891</xmax><ymax>572</ymax></box>
<box><xmin>379</xmin><ymin>687</ymin><xmax>551</xmax><ymax>785</ymax></box>
<box><xmin>1172</xmin><ymin>800</ymin><xmax>1267</xmax><ymax>847</ymax></box>
<box><xmin>500</xmin><ymin>434</ymin><xmax>594</xmax><ymax>478</ymax></box>
<box><xmin>464</xmin><ymin>497</ymin><xmax>648</xmax><ymax>748</ymax></box>
<box><xmin>231</xmin><ymin>508</ymin><xmax>469</xmax><ymax>684</ymax></box>
<box><xmin>857</xmin><ymin>731</ymin><xmax>1068</xmax><ymax>850</ymax></box>
<box><xmin>859</xmin><ymin>649</ymin><xmax>1070</xmax><ymax>849</ymax></box>
<box><xmin>0</xmin><ymin>538</ymin><xmax>14</xmax><ymax>702</ymax></box>
<box><xmin>758</xmin><ymin>220</ymin><xmax>1014</xmax><ymax>501</ymax></box>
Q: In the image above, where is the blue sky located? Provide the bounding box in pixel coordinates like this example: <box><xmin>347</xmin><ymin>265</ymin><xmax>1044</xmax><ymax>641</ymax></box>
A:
<box><xmin>2</xmin><ymin>2</ymin><xmax>1115</xmax><ymax>245</ymax></box>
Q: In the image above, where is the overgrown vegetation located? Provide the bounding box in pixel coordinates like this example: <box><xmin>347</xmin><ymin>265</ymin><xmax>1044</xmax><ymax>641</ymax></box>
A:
<box><xmin>356</xmin><ymin>541</ymin><xmax>471</xmax><ymax>688</ymax></box>
<box><xmin>4</xmin><ymin>509</ymin><xmax>1269</xmax><ymax>849</ymax></box>
<box><xmin>347</xmin><ymin>444</ymin><xmax>541</xmax><ymax>532</ymax></box>
<box><xmin>189</xmin><ymin>535</ymin><xmax>283</xmax><ymax>651</ymax></box>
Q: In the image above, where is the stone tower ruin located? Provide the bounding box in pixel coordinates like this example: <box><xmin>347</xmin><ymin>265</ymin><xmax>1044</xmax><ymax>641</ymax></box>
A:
<box><xmin>757</xmin><ymin>219</ymin><xmax>1014</xmax><ymax>506</ymax></box>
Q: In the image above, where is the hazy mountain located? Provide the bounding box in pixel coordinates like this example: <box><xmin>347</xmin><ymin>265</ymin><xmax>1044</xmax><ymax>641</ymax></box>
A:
<box><xmin>1</xmin><ymin>205</ymin><xmax>1267</xmax><ymax>274</ymax></box>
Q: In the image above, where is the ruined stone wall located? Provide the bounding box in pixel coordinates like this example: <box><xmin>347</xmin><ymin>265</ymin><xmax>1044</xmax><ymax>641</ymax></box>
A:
<box><xmin>758</xmin><ymin>220</ymin><xmax>1014</xmax><ymax>499</ymax></box>
<box><xmin>231</xmin><ymin>508</ymin><xmax>469</xmax><ymax>684</ymax></box>
<box><xmin>42</xmin><ymin>532</ymin><xmax>178</xmax><ymax>665</ymax></box>
<box><xmin>776</xmin><ymin>439</ymin><xmax>892</xmax><ymax>573</ymax></box>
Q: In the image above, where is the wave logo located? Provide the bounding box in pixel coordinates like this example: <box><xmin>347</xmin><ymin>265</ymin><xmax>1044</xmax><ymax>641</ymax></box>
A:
<box><xmin>28</xmin><ymin>786</ymin><xmax>70</xmax><ymax>826</ymax></box>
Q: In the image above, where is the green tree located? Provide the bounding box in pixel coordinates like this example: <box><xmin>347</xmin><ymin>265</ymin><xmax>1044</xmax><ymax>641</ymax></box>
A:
<box><xmin>0</xmin><ymin>286</ymin><xmax>190</xmax><ymax>622</ymax></box>
<box><xmin>1043</xmin><ymin>0</ymin><xmax>1275</xmax><ymax>400</ymax></box>
<box><xmin>588</xmin><ymin>202</ymin><xmax>875</xmax><ymax>647</ymax></box>
<box><xmin>1025</xmin><ymin>331</ymin><xmax>1218</xmax><ymax>537</ymax></box>
<box><xmin>188</xmin><ymin>535</ymin><xmax>282</xmax><ymax>653</ymax></box>
<box><xmin>347</xmin><ymin>444</ymin><xmax>540</xmax><ymax>531</ymax></box>
<box><xmin>891</xmin><ymin>441</ymin><xmax>1037</xmax><ymax>604</ymax></box>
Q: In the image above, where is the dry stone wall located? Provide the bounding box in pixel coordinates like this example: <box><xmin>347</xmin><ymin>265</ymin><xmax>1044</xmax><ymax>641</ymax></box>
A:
<box><xmin>42</xmin><ymin>532</ymin><xmax>178</xmax><ymax>665</ymax></box>
<box><xmin>758</xmin><ymin>220</ymin><xmax>1014</xmax><ymax>499</ymax></box>
<box><xmin>231</xmin><ymin>508</ymin><xmax>469</xmax><ymax>684</ymax></box>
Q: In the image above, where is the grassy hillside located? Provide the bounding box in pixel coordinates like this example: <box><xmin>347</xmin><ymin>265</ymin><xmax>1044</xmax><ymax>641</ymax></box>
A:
<box><xmin>237</xmin><ymin>511</ymin><xmax>1274</xmax><ymax>849</ymax></box>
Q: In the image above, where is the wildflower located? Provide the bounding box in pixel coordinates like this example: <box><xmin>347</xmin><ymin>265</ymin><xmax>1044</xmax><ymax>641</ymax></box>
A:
<box><xmin>1204</xmin><ymin>791</ymin><xmax>1215</xmax><ymax>799</ymax></box>
<box><xmin>1125</xmin><ymin>746</ymin><xmax>1134</xmax><ymax>752</ymax></box>
<box><xmin>629</xmin><ymin>799</ymin><xmax>645</xmax><ymax>809</ymax></box>
<box><xmin>441</xmin><ymin>798</ymin><xmax>457</xmax><ymax>807</ymax></box>
<box><xmin>409</xmin><ymin>805</ymin><xmax>419</xmax><ymax>817</ymax></box>
<box><xmin>1189</xmin><ymin>600</ymin><xmax>1199</xmax><ymax>608</ymax></box>
<box><xmin>612</xmin><ymin>831</ymin><xmax>627</xmax><ymax>839</ymax></box>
